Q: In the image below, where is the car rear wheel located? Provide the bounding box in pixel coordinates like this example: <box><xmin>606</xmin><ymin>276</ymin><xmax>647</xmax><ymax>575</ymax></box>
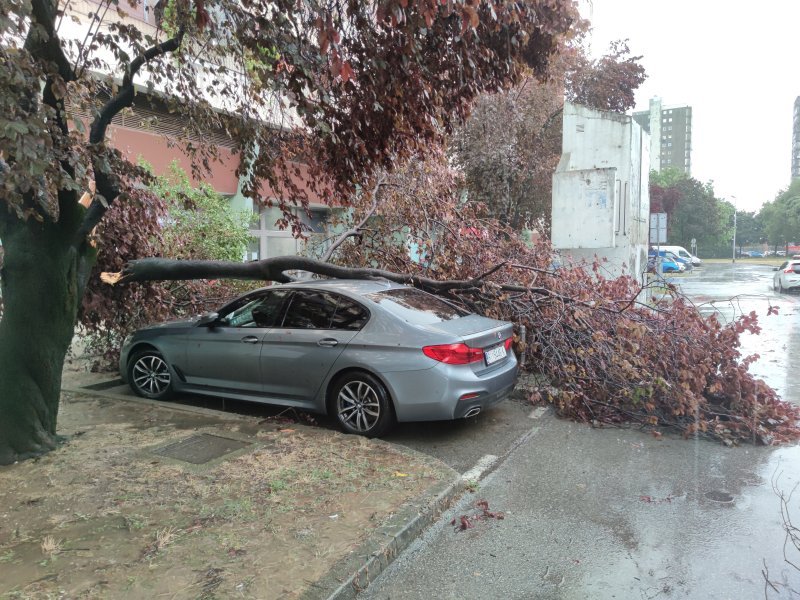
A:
<box><xmin>779</xmin><ymin>280</ymin><xmax>785</xmax><ymax>293</ymax></box>
<box><xmin>128</xmin><ymin>350</ymin><xmax>174</xmax><ymax>400</ymax></box>
<box><xmin>331</xmin><ymin>372</ymin><xmax>394</xmax><ymax>437</ymax></box>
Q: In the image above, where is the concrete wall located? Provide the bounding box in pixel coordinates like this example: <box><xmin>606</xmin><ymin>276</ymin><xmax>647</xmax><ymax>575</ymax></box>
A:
<box><xmin>552</xmin><ymin>103</ymin><xmax>650</xmax><ymax>281</ymax></box>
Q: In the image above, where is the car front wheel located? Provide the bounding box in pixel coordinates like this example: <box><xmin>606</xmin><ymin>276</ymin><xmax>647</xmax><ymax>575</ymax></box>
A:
<box><xmin>331</xmin><ymin>372</ymin><xmax>394</xmax><ymax>437</ymax></box>
<box><xmin>128</xmin><ymin>350</ymin><xmax>174</xmax><ymax>400</ymax></box>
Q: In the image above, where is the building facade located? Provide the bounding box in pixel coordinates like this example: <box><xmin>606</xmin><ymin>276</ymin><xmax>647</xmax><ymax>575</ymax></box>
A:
<box><xmin>792</xmin><ymin>97</ymin><xmax>800</xmax><ymax>180</ymax></box>
<box><xmin>551</xmin><ymin>103</ymin><xmax>651</xmax><ymax>281</ymax></box>
<box><xmin>632</xmin><ymin>97</ymin><xmax>692</xmax><ymax>174</ymax></box>
<box><xmin>63</xmin><ymin>0</ymin><xmax>329</xmax><ymax>263</ymax></box>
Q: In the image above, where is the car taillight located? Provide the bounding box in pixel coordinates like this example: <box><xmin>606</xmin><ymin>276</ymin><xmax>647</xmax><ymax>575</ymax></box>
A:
<box><xmin>504</xmin><ymin>338</ymin><xmax>513</xmax><ymax>350</ymax></box>
<box><xmin>423</xmin><ymin>343</ymin><xmax>484</xmax><ymax>365</ymax></box>
<box><xmin>785</xmin><ymin>268</ymin><xmax>795</xmax><ymax>273</ymax></box>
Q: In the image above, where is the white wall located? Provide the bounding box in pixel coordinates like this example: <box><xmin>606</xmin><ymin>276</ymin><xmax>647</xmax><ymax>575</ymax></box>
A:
<box><xmin>552</xmin><ymin>103</ymin><xmax>650</xmax><ymax>281</ymax></box>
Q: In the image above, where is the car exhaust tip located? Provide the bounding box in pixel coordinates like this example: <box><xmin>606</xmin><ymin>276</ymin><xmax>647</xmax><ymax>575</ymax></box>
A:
<box><xmin>464</xmin><ymin>407</ymin><xmax>481</xmax><ymax>418</ymax></box>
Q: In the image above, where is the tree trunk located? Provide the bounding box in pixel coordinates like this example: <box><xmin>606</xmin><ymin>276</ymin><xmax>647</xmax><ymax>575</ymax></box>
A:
<box><xmin>0</xmin><ymin>216</ymin><xmax>86</xmax><ymax>464</ymax></box>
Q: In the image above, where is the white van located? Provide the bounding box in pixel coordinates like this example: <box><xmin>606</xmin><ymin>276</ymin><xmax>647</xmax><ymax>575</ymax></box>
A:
<box><xmin>659</xmin><ymin>245</ymin><xmax>702</xmax><ymax>267</ymax></box>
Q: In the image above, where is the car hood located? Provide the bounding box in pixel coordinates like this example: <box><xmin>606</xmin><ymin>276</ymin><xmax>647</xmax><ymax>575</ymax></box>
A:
<box><xmin>139</xmin><ymin>318</ymin><xmax>199</xmax><ymax>331</ymax></box>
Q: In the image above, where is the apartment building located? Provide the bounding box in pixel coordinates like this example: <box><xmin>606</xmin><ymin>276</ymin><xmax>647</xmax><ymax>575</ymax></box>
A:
<box><xmin>792</xmin><ymin>96</ymin><xmax>800</xmax><ymax>180</ymax></box>
<box><xmin>633</xmin><ymin>97</ymin><xmax>692</xmax><ymax>174</ymax></box>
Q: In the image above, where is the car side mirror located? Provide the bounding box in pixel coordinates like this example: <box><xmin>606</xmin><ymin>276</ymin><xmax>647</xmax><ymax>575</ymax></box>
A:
<box><xmin>196</xmin><ymin>311</ymin><xmax>219</xmax><ymax>327</ymax></box>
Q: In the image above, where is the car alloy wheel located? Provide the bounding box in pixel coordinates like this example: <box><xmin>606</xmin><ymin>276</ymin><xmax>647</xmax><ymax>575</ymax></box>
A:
<box><xmin>332</xmin><ymin>373</ymin><xmax>393</xmax><ymax>437</ymax></box>
<box><xmin>129</xmin><ymin>350</ymin><xmax>173</xmax><ymax>400</ymax></box>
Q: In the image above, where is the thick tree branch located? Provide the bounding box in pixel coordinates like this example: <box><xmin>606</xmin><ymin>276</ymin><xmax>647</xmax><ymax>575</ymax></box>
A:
<box><xmin>321</xmin><ymin>173</ymin><xmax>386</xmax><ymax>262</ymax></box>
<box><xmin>25</xmin><ymin>0</ymin><xmax>75</xmax><ymax>83</ymax></box>
<box><xmin>89</xmin><ymin>30</ymin><xmax>185</xmax><ymax>145</ymax></box>
<box><xmin>101</xmin><ymin>256</ymin><xmax>509</xmax><ymax>295</ymax></box>
<box><xmin>76</xmin><ymin>30</ymin><xmax>185</xmax><ymax>245</ymax></box>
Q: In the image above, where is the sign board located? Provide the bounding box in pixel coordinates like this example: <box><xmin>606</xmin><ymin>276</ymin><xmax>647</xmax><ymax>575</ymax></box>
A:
<box><xmin>650</xmin><ymin>213</ymin><xmax>667</xmax><ymax>244</ymax></box>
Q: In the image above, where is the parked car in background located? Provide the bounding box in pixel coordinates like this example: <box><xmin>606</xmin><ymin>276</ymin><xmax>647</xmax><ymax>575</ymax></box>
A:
<box><xmin>650</xmin><ymin>249</ymin><xmax>692</xmax><ymax>271</ymax></box>
<box><xmin>649</xmin><ymin>250</ymin><xmax>687</xmax><ymax>272</ymax></box>
<box><xmin>120</xmin><ymin>279</ymin><xmax>519</xmax><ymax>437</ymax></box>
<box><xmin>647</xmin><ymin>255</ymin><xmax>682</xmax><ymax>273</ymax></box>
<box><xmin>660</xmin><ymin>245</ymin><xmax>702</xmax><ymax>267</ymax></box>
<box><xmin>773</xmin><ymin>260</ymin><xmax>800</xmax><ymax>292</ymax></box>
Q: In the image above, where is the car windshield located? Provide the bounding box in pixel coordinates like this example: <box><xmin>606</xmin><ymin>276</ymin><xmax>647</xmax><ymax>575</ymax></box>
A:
<box><xmin>365</xmin><ymin>288</ymin><xmax>468</xmax><ymax>324</ymax></box>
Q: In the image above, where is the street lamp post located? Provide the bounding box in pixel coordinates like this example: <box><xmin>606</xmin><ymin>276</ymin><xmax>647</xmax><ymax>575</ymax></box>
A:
<box><xmin>731</xmin><ymin>196</ymin><xmax>737</xmax><ymax>263</ymax></box>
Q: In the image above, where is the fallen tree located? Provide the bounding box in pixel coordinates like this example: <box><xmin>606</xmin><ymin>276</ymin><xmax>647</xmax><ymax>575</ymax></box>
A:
<box><xmin>0</xmin><ymin>0</ymin><xmax>582</xmax><ymax>464</ymax></box>
<box><xmin>104</xmin><ymin>157</ymin><xmax>800</xmax><ymax>447</ymax></box>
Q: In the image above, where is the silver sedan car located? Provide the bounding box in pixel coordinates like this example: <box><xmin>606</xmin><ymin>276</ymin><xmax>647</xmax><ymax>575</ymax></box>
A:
<box><xmin>119</xmin><ymin>279</ymin><xmax>518</xmax><ymax>436</ymax></box>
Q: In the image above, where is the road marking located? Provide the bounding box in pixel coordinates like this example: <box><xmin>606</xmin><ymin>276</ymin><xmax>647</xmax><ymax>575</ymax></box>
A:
<box><xmin>461</xmin><ymin>454</ymin><xmax>498</xmax><ymax>482</ymax></box>
<box><xmin>529</xmin><ymin>406</ymin><xmax>549</xmax><ymax>419</ymax></box>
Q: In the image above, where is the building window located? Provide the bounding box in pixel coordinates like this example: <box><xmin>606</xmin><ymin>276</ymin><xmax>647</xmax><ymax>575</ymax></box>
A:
<box><xmin>248</xmin><ymin>205</ymin><xmax>329</xmax><ymax>261</ymax></box>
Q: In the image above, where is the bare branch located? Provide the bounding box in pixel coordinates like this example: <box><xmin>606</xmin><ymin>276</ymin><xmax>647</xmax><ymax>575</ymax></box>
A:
<box><xmin>321</xmin><ymin>173</ymin><xmax>386</xmax><ymax>262</ymax></box>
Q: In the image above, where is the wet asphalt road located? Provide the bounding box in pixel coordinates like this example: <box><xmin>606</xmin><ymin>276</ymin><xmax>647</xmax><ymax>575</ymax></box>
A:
<box><xmin>358</xmin><ymin>262</ymin><xmax>800</xmax><ymax>600</ymax></box>
<box><xmin>675</xmin><ymin>261</ymin><xmax>800</xmax><ymax>404</ymax></box>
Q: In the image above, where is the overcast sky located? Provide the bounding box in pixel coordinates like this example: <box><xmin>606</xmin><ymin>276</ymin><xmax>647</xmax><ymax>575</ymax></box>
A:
<box><xmin>584</xmin><ymin>0</ymin><xmax>799</xmax><ymax>213</ymax></box>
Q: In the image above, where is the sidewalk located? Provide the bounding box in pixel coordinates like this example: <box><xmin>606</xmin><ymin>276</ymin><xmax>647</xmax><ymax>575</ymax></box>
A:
<box><xmin>0</xmin><ymin>370</ymin><xmax>460</xmax><ymax>599</ymax></box>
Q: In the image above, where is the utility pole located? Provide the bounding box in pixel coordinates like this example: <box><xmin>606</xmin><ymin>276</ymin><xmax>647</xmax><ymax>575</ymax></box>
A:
<box><xmin>731</xmin><ymin>197</ymin><xmax>737</xmax><ymax>263</ymax></box>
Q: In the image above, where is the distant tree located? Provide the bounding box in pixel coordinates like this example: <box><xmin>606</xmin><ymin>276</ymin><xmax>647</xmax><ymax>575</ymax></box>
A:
<box><xmin>451</xmin><ymin>40</ymin><xmax>646</xmax><ymax>230</ymax></box>
<box><xmin>733</xmin><ymin>211</ymin><xmax>764</xmax><ymax>254</ymax></box>
<box><xmin>565</xmin><ymin>40</ymin><xmax>646</xmax><ymax>113</ymax></box>
<box><xmin>650</xmin><ymin>170</ymin><xmax>732</xmax><ymax>256</ymax></box>
<box><xmin>759</xmin><ymin>180</ymin><xmax>800</xmax><ymax>252</ymax></box>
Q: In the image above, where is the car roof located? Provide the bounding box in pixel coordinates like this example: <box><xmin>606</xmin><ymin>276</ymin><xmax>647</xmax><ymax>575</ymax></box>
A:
<box><xmin>274</xmin><ymin>278</ymin><xmax>409</xmax><ymax>297</ymax></box>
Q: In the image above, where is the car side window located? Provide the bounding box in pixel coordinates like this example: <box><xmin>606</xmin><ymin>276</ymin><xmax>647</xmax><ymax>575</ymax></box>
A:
<box><xmin>281</xmin><ymin>291</ymin><xmax>338</xmax><ymax>329</ymax></box>
<box><xmin>330</xmin><ymin>295</ymin><xmax>369</xmax><ymax>330</ymax></box>
<box><xmin>222</xmin><ymin>290</ymin><xmax>289</xmax><ymax>328</ymax></box>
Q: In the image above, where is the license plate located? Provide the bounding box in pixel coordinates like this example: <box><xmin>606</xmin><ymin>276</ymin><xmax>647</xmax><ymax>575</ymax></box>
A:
<box><xmin>485</xmin><ymin>344</ymin><xmax>507</xmax><ymax>365</ymax></box>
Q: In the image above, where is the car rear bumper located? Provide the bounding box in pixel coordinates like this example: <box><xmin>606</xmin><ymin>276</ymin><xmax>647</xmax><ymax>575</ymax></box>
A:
<box><xmin>380</xmin><ymin>354</ymin><xmax>519</xmax><ymax>422</ymax></box>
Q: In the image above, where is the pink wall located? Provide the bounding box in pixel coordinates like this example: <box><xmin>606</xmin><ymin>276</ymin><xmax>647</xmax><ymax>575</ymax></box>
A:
<box><xmin>108</xmin><ymin>125</ymin><xmax>322</xmax><ymax>203</ymax></box>
<box><xmin>108</xmin><ymin>125</ymin><xmax>240</xmax><ymax>195</ymax></box>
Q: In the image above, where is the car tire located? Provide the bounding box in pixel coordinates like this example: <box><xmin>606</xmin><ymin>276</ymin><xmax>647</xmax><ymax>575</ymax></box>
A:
<box><xmin>128</xmin><ymin>349</ymin><xmax>174</xmax><ymax>400</ymax></box>
<box><xmin>330</xmin><ymin>372</ymin><xmax>394</xmax><ymax>437</ymax></box>
<box><xmin>779</xmin><ymin>281</ymin><xmax>785</xmax><ymax>293</ymax></box>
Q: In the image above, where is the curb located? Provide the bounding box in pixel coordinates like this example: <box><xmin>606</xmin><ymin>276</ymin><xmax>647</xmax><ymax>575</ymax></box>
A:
<box><xmin>304</xmin><ymin>474</ymin><xmax>465</xmax><ymax>600</ymax></box>
<box><xmin>61</xmin><ymin>381</ymin><xmax>254</xmax><ymax>423</ymax></box>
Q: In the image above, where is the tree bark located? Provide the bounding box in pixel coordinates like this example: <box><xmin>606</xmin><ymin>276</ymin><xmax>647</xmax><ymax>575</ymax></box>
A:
<box><xmin>104</xmin><ymin>256</ymin><xmax>510</xmax><ymax>295</ymax></box>
<box><xmin>0</xmin><ymin>206</ymin><xmax>86</xmax><ymax>464</ymax></box>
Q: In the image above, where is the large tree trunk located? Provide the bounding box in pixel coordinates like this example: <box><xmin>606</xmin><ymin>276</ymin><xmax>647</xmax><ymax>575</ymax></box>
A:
<box><xmin>0</xmin><ymin>215</ymin><xmax>88</xmax><ymax>464</ymax></box>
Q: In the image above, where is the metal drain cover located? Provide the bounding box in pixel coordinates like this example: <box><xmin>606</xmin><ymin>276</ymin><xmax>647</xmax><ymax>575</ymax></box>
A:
<box><xmin>154</xmin><ymin>433</ymin><xmax>252</xmax><ymax>465</ymax></box>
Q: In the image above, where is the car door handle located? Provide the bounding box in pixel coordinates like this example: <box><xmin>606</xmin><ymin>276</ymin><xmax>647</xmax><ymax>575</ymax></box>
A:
<box><xmin>317</xmin><ymin>338</ymin><xmax>339</xmax><ymax>348</ymax></box>
<box><xmin>241</xmin><ymin>336</ymin><xmax>260</xmax><ymax>344</ymax></box>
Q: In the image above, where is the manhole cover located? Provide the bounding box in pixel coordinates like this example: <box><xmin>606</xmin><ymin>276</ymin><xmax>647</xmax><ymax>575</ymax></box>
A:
<box><xmin>705</xmin><ymin>490</ymin><xmax>734</xmax><ymax>503</ymax></box>
<box><xmin>154</xmin><ymin>433</ymin><xmax>252</xmax><ymax>465</ymax></box>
